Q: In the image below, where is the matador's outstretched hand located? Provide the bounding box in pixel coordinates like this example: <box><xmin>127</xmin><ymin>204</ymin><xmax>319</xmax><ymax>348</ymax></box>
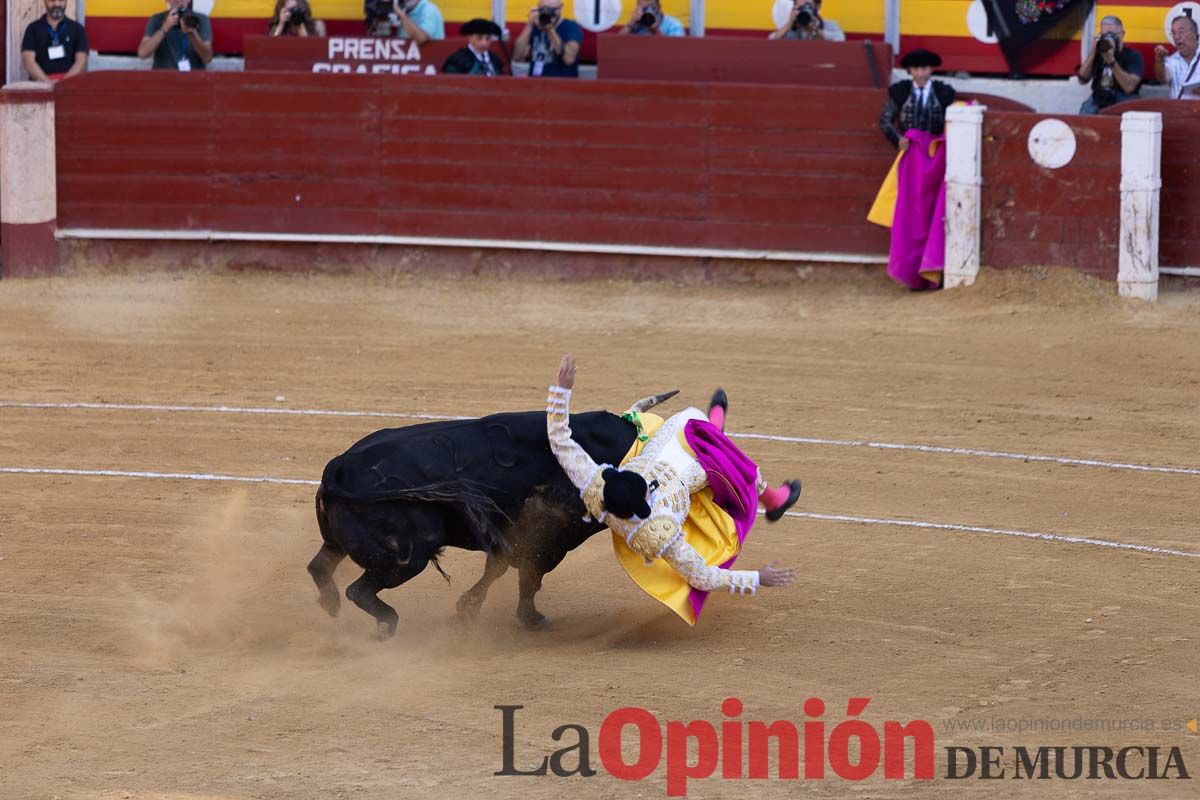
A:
<box><xmin>556</xmin><ymin>354</ymin><xmax>577</xmax><ymax>390</ymax></box>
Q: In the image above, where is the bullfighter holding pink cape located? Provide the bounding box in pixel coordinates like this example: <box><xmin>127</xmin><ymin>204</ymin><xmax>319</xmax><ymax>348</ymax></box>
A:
<box><xmin>870</xmin><ymin>49</ymin><xmax>957</xmax><ymax>291</ymax></box>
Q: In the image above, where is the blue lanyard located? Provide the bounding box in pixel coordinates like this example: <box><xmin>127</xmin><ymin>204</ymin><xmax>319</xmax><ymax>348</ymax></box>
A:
<box><xmin>46</xmin><ymin>19</ymin><xmax>61</xmax><ymax>47</ymax></box>
<box><xmin>175</xmin><ymin>23</ymin><xmax>190</xmax><ymax>59</ymax></box>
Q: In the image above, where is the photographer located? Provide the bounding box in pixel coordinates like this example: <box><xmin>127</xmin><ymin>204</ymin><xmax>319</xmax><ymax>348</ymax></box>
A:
<box><xmin>513</xmin><ymin>0</ymin><xmax>582</xmax><ymax>78</ymax></box>
<box><xmin>270</xmin><ymin>0</ymin><xmax>326</xmax><ymax>36</ymax></box>
<box><xmin>1075</xmin><ymin>16</ymin><xmax>1142</xmax><ymax>114</ymax></box>
<box><xmin>138</xmin><ymin>0</ymin><xmax>213</xmax><ymax>71</ymax></box>
<box><xmin>619</xmin><ymin>1</ymin><xmax>685</xmax><ymax>37</ymax></box>
<box><xmin>366</xmin><ymin>0</ymin><xmax>443</xmax><ymax>40</ymax></box>
<box><xmin>770</xmin><ymin>0</ymin><xmax>845</xmax><ymax>42</ymax></box>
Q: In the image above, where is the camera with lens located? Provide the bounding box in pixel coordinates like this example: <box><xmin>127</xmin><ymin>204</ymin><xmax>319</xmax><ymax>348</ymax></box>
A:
<box><xmin>173</xmin><ymin>3</ymin><xmax>201</xmax><ymax>29</ymax></box>
<box><xmin>1096</xmin><ymin>31</ymin><xmax>1120</xmax><ymax>55</ymax></box>
<box><xmin>537</xmin><ymin>6</ymin><xmax>559</xmax><ymax>27</ymax></box>
<box><xmin>288</xmin><ymin>1</ymin><xmax>311</xmax><ymax>26</ymax></box>
<box><xmin>793</xmin><ymin>1</ymin><xmax>818</xmax><ymax>29</ymax></box>
<box><xmin>638</xmin><ymin>5</ymin><xmax>661</xmax><ymax>28</ymax></box>
<box><xmin>364</xmin><ymin>0</ymin><xmax>390</xmax><ymax>31</ymax></box>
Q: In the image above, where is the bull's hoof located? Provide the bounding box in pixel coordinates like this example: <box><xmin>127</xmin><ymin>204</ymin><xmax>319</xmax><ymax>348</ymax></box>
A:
<box><xmin>455</xmin><ymin>592</ymin><xmax>483</xmax><ymax>620</ymax></box>
<box><xmin>372</xmin><ymin>620</ymin><xmax>397</xmax><ymax>641</ymax></box>
<box><xmin>317</xmin><ymin>589</ymin><xmax>341</xmax><ymax>618</ymax></box>
<box><xmin>518</xmin><ymin>609</ymin><xmax>549</xmax><ymax>631</ymax></box>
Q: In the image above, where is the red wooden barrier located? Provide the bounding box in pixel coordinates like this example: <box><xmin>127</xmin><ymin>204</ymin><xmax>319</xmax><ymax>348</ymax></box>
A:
<box><xmin>980</xmin><ymin>111</ymin><xmax>1122</xmax><ymax>279</ymax></box>
<box><xmin>54</xmin><ymin>72</ymin><xmax>896</xmax><ymax>258</ymax></box>
<box><xmin>598</xmin><ymin>35</ymin><xmax>893</xmax><ymax>88</ymax></box>
<box><xmin>1101</xmin><ymin>99</ymin><xmax>1200</xmax><ymax>271</ymax></box>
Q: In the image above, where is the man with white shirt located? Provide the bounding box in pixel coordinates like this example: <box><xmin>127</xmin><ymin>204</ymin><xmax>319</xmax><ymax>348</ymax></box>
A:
<box><xmin>442</xmin><ymin>18</ymin><xmax>504</xmax><ymax>75</ymax></box>
<box><xmin>1155</xmin><ymin>15</ymin><xmax>1200</xmax><ymax>101</ymax></box>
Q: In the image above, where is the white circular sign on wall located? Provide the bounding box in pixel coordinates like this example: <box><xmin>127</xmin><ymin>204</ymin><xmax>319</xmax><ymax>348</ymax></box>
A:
<box><xmin>966</xmin><ymin>0</ymin><xmax>998</xmax><ymax>44</ymax></box>
<box><xmin>192</xmin><ymin>0</ymin><xmax>214</xmax><ymax>15</ymax></box>
<box><xmin>574</xmin><ymin>0</ymin><xmax>623</xmax><ymax>32</ymax></box>
<box><xmin>1028</xmin><ymin>119</ymin><xmax>1077</xmax><ymax>170</ymax></box>
<box><xmin>1164</xmin><ymin>3</ymin><xmax>1200</xmax><ymax>41</ymax></box>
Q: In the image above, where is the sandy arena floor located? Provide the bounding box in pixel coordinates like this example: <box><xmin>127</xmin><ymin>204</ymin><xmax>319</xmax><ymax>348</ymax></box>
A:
<box><xmin>0</xmin><ymin>268</ymin><xmax>1198</xmax><ymax>799</ymax></box>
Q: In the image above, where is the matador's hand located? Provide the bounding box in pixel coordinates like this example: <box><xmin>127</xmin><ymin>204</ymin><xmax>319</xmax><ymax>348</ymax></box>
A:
<box><xmin>556</xmin><ymin>354</ymin><xmax>577</xmax><ymax>390</ymax></box>
<box><xmin>759</xmin><ymin>560</ymin><xmax>796</xmax><ymax>587</ymax></box>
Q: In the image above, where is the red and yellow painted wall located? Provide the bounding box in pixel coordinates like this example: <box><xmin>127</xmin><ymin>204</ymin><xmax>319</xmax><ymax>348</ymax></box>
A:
<box><xmin>80</xmin><ymin>0</ymin><xmax>1188</xmax><ymax>76</ymax></box>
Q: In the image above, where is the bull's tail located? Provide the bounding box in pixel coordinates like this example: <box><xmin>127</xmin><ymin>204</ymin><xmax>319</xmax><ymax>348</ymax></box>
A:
<box><xmin>321</xmin><ymin>479</ymin><xmax>511</xmax><ymax>556</ymax></box>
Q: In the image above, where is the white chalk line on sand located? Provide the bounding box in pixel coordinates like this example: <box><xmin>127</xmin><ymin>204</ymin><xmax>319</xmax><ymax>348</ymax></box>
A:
<box><xmin>2</xmin><ymin>465</ymin><xmax>1197</xmax><ymax>561</ymax></box>
<box><xmin>0</xmin><ymin>466</ymin><xmax>320</xmax><ymax>486</ymax></box>
<box><xmin>2</xmin><ymin>400</ymin><xmax>1198</xmax><ymax>477</ymax></box>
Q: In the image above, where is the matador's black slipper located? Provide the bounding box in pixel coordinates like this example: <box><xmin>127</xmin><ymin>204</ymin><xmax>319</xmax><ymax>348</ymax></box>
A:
<box><xmin>766</xmin><ymin>480</ymin><xmax>802</xmax><ymax>522</ymax></box>
<box><xmin>709</xmin><ymin>387</ymin><xmax>728</xmax><ymax>416</ymax></box>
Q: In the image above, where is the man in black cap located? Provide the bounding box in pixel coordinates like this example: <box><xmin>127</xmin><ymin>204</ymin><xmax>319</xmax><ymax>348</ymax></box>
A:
<box><xmin>442</xmin><ymin>18</ymin><xmax>505</xmax><ymax>75</ymax></box>
<box><xmin>880</xmin><ymin>49</ymin><xmax>957</xmax><ymax>151</ymax></box>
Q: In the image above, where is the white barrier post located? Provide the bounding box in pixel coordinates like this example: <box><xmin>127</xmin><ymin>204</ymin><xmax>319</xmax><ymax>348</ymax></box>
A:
<box><xmin>0</xmin><ymin>83</ymin><xmax>58</xmax><ymax>278</ymax></box>
<box><xmin>1118</xmin><ymin>111</ymin><xmax>1162</xmax><ymax>302</ymax></box>
<box><xmin>943</xmin><ymin>103</ymin><xmax>985</xmax><ymax>289</ymax></box>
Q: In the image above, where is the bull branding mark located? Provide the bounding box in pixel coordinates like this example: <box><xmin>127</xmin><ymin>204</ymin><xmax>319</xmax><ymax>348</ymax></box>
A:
<box><xmin>383</xmin><ymin>536</ymin><xmax>414</xmax><ymax>565</ymax></box>
<box><xmin>368</xmin><ymin>461</ymin><xmax>390</xmax><ymax>488</ymax></box>
<box><xmin>485</xmin><ymin>423</ymin><xmax>519</xmax><ymax>468</ymax></box>
<box><xmin>432</xmin><ymin>433</ymin><xmax>470</xmax><ymax>474</ymax></box>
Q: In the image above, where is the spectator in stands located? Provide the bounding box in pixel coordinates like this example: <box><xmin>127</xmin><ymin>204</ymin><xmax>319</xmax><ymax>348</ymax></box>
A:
<box><xmin>138</xmin><ymin>0</ymin><xmax>213</xmax><ymax>71</ymax></box>
<box><xmin>392</xmin><ymin>0</ymin><xmax>444</xmax><ymax>42</ymax></box>
<box><xmin>620</xmin><ymin>1</ymin><xmax>685</xmax><ymax>37</ymax></box>
<box><xmin>1156</xmin><ymin>15</ymin><xmax>1200</xmax><ymax>101</ymax></box>
<box><xmin>1076</xmin><ymin>16</ymin><xmax>1142</xmax><ymax>114</ymax></box>
<box><xmin>443</xmin><ymin>18</ymin><xmax>505</xmax><ymax>75</ymax></box>
<box><xmin>21</xmin><ymin>0</ymin><xmax>88</xmax><ymax>83</ymax></box>
<box><xmin>770</xmin><ymin>0</ymin><xmax>845</xmax><ymax>42</ymax></box>
<box><xmin>269</xmin><ymin>0</ymin><xmax>327</xmax><ymax>36</ymax></box>
<box><xmin>513</xmin><ymin>0</ymin><xmax>582</xmax><ymax>78</ymax></box>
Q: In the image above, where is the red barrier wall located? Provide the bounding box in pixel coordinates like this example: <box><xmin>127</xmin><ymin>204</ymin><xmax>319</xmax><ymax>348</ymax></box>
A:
<box><xmin>980</xmin><ymin>111</ymin><xmax>1123</xmax><ymax>279</ymax></box>
<box><xmin>598</xmin><ymin>36</ymin><xmax>893</xmax><ymax>87</ymax></box>
<box><xmin>1101</xmin><ymin>99</ymin><xmax>1200</xmax><ymax>271</ymax></box>
<box><xmin>54</xmin><ymin>72</ymin><xmax>895</xmax><ymax>257</ymax></box>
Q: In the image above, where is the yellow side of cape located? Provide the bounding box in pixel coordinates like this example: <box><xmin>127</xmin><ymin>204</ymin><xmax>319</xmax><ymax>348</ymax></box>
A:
<box><xmin>868</xmin><ymin>150</ymin><xmax>904</xmax><ymax>229</ymax></box>
<box><xmin>611</xmin><ymin>413</ymin><xmax>744</xmax><ymax>626</ymax></box>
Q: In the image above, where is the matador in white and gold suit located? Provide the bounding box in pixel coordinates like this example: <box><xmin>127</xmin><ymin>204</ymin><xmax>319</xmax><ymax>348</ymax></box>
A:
<box><xmin>546</xmin><ymin>355</ymin><xmax>801</xmax><ymax>624</ymax></box>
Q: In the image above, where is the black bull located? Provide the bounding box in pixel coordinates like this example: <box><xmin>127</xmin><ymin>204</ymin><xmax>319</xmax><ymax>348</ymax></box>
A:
<box><xmin>308</xmin><ymin>404</ymin><xmax>662</xmax><ymax>638</ymax></box>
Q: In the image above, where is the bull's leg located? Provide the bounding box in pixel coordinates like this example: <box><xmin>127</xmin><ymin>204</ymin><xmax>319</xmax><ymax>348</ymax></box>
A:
<box><xmin>307</xmin><ymin>544</ymin><xmax>346</xmax><ymax>618</ymax></box>
<box><xmin>346</xmin><ymin>572</ymin><xmax>401</xmax><ymax>641</ymax></box>
<box><xmin>456</xmin><ymin>555</ymin><xmax>509</xmax><ymax>620</ymax></box>
<box><xmin>516</xmin><ymin>564</ymin><xmax>548</xmax><ymax>630</ymax></box>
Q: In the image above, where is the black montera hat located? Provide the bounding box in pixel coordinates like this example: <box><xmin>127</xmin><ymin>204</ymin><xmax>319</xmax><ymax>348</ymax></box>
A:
<box><xmin>601</xmin><ymin>468</ymin><xmax>652</xmax><ymax>520</ymax></box>
<box><xmin>900</xmin><ymin>49</ymin><xmax>942</xmax><ymax>69</ymax></box>
<box><xmin>461</xmin><ymin>18</ymin><xmax>503</xmax><ymax>36</ymax></box>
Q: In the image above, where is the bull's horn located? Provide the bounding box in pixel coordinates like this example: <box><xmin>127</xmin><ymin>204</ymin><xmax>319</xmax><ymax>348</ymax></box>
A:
<box><xmin>629</xmin><ymin>390</ymin><xmax>679</xmax><ymax>414</ymax></box>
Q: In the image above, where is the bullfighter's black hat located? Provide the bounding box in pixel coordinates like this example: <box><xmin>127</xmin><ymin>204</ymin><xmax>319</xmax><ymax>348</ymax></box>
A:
<box><xmin>601</xmin><ymin>468</ymin><xmax>652</xmax><ymax>520</ymax></box>
<box><xmin>461</xmin><ymin>18</ymin><xmax>503</xmax><ymax>37</ymax></box>
<box><xmin>900</xmin><ymin>49</ymin><xmax>942</xmax><ymax>69</ymax></box>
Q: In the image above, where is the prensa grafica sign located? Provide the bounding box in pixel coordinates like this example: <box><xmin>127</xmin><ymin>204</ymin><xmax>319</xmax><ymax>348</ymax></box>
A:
<box><xmin>314</xmin><ymin>38</ymin><xmax>438</xmax><ymax>75</ymax></box>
